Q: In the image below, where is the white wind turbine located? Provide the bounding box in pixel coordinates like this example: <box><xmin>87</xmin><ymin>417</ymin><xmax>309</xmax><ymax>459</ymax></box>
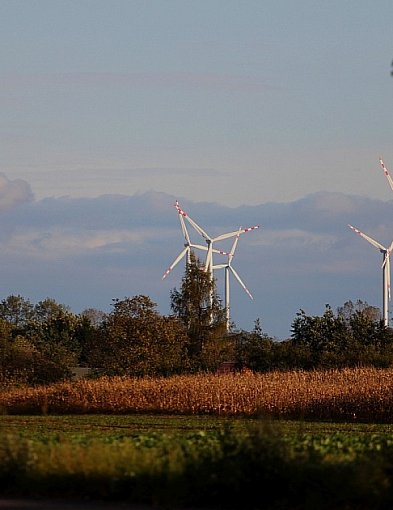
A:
<box><xmin>163</xmin><ymin>201</ymin><xmax>259</xmax><ymax>323</ymax></box>
<box><xmin>349</xmin><ymin>224</ymin><xmax>393</xmax><ymax>326</ymax></box>
<box><xmin>162</xmin><ymin>201</ymin><xmax>228</xmax><ymax>280</ymax></box>
<box><xmin>173</xmin><ymin>200</ymin><xmax>259</xmax><ymax>283</ymax></box>
<box><xmin>213</xmin><ymin>229</ymin><xmax>253</xmax><ymax>331</ymax></box>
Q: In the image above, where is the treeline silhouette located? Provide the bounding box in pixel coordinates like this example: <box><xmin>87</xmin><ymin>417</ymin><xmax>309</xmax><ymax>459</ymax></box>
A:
<box><xmin>1</xmin><ymin>290</ymin><xmax>393</xmax><ymax>387</ymax></box>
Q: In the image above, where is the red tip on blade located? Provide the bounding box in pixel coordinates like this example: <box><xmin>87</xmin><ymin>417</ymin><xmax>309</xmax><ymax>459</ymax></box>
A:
<box><xmin>349</xmin><ymin>225</ymin><xmax>361</xmax><ymax>235</ymax></box>
<box><xmin>162</xmin><ymin>268</ymin><xmax>171</xmax><ymax>279</ymax></box>
<box><xmin>380</xmin><ymin>158</ymin><xmax>390</xmax><ymax>176</ymax></box>
<box><xmin>174</xmin><ymin>201</ymin><xmax>187</xmax><ymax>217</ymax></box>
<box><xmin>244</xmin><ymin>225</ymin><xmax>259</xmax><ymax>232</ymax></box>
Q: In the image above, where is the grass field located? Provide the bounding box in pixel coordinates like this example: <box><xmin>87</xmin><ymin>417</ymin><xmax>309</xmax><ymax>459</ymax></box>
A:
<box><xmin>2</xmin><ymin>414</ymin><xmax>393</xmax><ymax>458</ymax></box>
<box><xmin>2</xmin><ymin>369</ymin><xmax>393</xmax><ymax>508</ymax></box>
<box><xmin>2</xmin><ymin>414</ymin><xmax>393</xmax><ymax>509</ymax></box>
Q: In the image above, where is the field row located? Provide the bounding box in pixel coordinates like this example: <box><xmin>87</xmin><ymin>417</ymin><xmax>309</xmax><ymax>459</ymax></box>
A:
<box><xmin>1</xmin><ymin>367</ymin><xmax>393</xmax><ymax>421</ymax></box>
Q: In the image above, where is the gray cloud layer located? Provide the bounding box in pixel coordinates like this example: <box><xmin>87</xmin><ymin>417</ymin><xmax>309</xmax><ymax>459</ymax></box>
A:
<box><xmin>0</xmin><ymin>186</ymin><xmax>392</xmax><ymax>339</ymax></box>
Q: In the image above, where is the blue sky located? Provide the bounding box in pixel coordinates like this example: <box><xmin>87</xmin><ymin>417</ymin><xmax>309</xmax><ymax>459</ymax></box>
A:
<box><xmin>0</xmin><ymin>1</ymin><xmax>393</xmax><ymax>338</ymax></box>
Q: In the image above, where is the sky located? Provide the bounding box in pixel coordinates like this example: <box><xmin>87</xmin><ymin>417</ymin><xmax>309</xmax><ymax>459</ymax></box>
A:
<box><xmin>0</xmin><ymin>1</ymin><xmax>393</xmax><ymax>339</ymax></box>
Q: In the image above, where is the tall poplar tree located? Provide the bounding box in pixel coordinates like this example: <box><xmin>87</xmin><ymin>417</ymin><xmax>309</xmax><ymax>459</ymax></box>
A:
<box><xmin>170</xmin><ymin>252</ymin><xmax>227</xmax><ymax>366</ymax></box>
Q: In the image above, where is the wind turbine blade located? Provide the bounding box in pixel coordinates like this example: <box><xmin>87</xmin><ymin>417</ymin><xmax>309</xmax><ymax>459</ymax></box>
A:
<box><xmin>213</xmin><ymin>247</ymin><xmax>230</xmax><ymax>256</ymax></box>
<box><xmin>175</xmin><ymin>201</ymin><xmax>192</xmax><ymax>245</ymax></box>
<box><xmin>190</xmin><ymin>243</ymin><xmax>209</xmax><ymax>252</ymax></box>
<box><xmin>179</xmin><ymin>214</ymin><xmax>191</xmax><ymax>245</ymax></box>
<box><xmin>213</xmin><ymin>225</ymin><xmax>259</xmax><ymax>243</ymax></box>
<box><xmin>212</xmin><ymin>263</ymin><xmax>227</xmax><ymax>270</ymax></box>
<box><xmin>229</xmin><ymin>230</ymin><xmax>241</xmax><ymax>260</ymax></box>
<box><xmin>348</xmin><ymin>224</ymin><xmax>386</xmax><ymax>251</ymax></box>
<box><xmin>213</xmin><ymin>230</ymin><xmax>243</xmax><ymax>242</ymax></box>
<box><xmin>242</xmin><ymin>225</ymin><xmax>260</xmax><ymax>233</ymax></box>
<box><xmin>379</xmin><ymin>158</ymin><xmax>393</xmax><ymax>192</ymax></box>
<box><xmin>162</xmin><ymin>246</ymin><xmax>189</xmax><ymax>279</ymax></box>
<box><xmin>175</xmin><ymin>201</ymin><xmax>211</xmax><ymax>240</ymax></box>
<box><xmin>229</xmin><ymin>266</ymin><xmax>253</xmax><ymax>300</ymax></box>
<box><xmin>186</xmin><ymin>215</ymin><xmax>211</xmax><ymax>240</ymax></box>
<box><xmin>226</xmin><ymin>230</ymin><xmax>241</xmax><ymax>265</ymax></box>
<box><xmin>190</xmin><ymin>244</ymin><xmax>228</xmax><ymax>255</ymax></box>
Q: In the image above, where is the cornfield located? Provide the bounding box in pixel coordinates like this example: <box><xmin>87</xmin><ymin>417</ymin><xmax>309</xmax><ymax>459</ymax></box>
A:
<box><xmin>1</xmin><ymin>367</ymin><xmax>393</xmax><ymax>421</ymax></box>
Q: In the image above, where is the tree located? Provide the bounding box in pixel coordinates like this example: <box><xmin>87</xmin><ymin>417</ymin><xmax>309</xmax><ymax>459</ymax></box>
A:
<box><xmin>81</xmin><ymin>308</ymin><xmax>107</xmax><ymax>327</ymax></box>
<box><xmin>337</xmin><ymin>300</ymin><xmax>380</xmax><ymax>324</ymax></box>
<box><xmin>290</xmin><ymin>302</ymin><xmax>393</xmax><ymax>369</ymax></box>
<box><xmin>170</xmin><ymin>252</ymin><xmax>226</xmax><ymax>368</ymax></box>
<box><xmin>25</xmin><ymin>298</ymin><xmax>82</xmax><ymax>379</ymax></box>
<box><xmin>291</xmin><ymin>305</ymin><xmax>348</xmax><ymax>357</ymax></box>
<box><xmin>95</xmin><ymin>295</ymin><xmax>190</xmax><ymax>376</ymax></box>
<box><xmin>0</xmin><ymin>295</ymin><xmax>34</xmax><ymax>336</ymax></box>
<box><xmin>0</xmin><ymin>314</ymin><xmax>70</xmax><ymax>386</ymax></box>
<box><xmin>234</xmin><ymin>319</ymin><xmax>276</xmax><ymax>372</ymax></box>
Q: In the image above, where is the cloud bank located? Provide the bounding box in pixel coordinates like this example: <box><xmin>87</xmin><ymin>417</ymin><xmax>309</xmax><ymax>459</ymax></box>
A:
<box><xmin>0</xmin><ymin>184</ymin><xmax>392</xmax><ymax>339</ymax></box>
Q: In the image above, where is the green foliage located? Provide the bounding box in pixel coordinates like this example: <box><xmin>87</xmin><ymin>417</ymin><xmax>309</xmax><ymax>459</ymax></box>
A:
<box><xmin>234</xmin><ymin>319</ymin><xmax>276</xmax><ymax>371</ymax></box>
<box><xmin>2</xmin><ymin>288</ymin><xmax>393</xmax><ymax>384</ymax></box>
<box><xmin>0</xmin><ymin>294</ymin><xmax>34</xmax><ymax>332</ymax></box>
<box><xmin>170</xmin><ymin>252</ymin><xmax>227</xmax><ymax>369</ymax></box>
<box><xmin>288</xmin><ymin>302</ymin><xmax>393</xmax><ymax>370</ymax></box>
<box><xmin>198</xmin><ymin>334</ymin><xmax>236</xmax><ymax>372</ymax></box>
<box><xmin>3</xmin><ymin>417</ymin><xmax>393</xmax><ymax>508</ymax></box>
<box><xmin>0</xmin><ymin>296</ymin><xmax>87</xmax><ymax>385</ymax></box>
<box><xmin>291</xmin><ymin>305</ymin><xmax>349</xmax><ymax>355</ymax></box>
<box><xmin>94</xmin><ymin>295</ymin><xmax>190</xmax><ymax>377</ymax></box>
<box><xmin>29</xmin><ymin>298</ymin><xmax>81</xmax><ymax>367</ymax></box>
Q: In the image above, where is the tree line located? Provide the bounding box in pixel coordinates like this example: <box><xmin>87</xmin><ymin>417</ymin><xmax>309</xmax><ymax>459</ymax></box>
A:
<box><xmin>1</xmin><ymin>255</ymin><xmax>393</xmax><ymax>385</ymax></box>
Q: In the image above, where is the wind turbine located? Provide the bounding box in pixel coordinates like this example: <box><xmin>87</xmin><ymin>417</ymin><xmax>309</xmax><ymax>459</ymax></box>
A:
<box><xmin>164</xmin><ymin>201</ymin><xmax>259</xmax><ymax>323</ymax></box>
<box><xmin>162</xmin><ymin>201</ymin><xmax>228</xmax><ymax>280</ymax></box>
<box><xmin>348</xmin><ymin>224</ymin><xmax>393</xmax><ymax>326</ymax></box>
<box><xmin>379</xmin><ymin>158</ymin><xmax>393</xmax><ymax>192</ymax></box>
<box><xmin>174</xmin><ymin>200</ymin><xmax>259</xmax><ymax>282</ymax></box>
<box><xmin>213</xmin><ymin>230</ymin><xmax>253</xmax><ymax>331</ymax></box>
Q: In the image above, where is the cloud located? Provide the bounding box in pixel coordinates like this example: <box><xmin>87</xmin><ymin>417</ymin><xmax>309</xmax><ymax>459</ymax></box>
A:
<box><xmin>0</xmin><ymin>173</ymin><xmax>33</xmax><ymax>211</ymax></box>
<box><xmin>0</xmin><ymin>187</ymin><xmax>392</xmax><ymax>339</ymax></box>
<box><xmin>259</xmin><ymin>229</ymin><xmax>337</xmax><ymax>251</ymax></box>
<box><xmin>2</xmin><ymin>228</ymin><xmax>156</xmax><ymax>259</ymax></box>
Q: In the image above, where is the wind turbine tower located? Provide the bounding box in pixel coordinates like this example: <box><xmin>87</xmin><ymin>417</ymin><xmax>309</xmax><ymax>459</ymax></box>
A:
<box><xmin>349</xmin><ymin>224</ymin><xmax>393</xmax><ymax>327</ymax></box>
<box><xmin>213</xmin><ymin>230</ymin><xmax>253</xmax><ymax>331</ymax></box>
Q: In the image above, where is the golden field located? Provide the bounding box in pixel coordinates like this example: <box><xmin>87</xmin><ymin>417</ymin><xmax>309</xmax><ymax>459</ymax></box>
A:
<box><xmin>1</xmin><ymin>367</ymin><xmax>393</xmax><ymax>421</ymax></box>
